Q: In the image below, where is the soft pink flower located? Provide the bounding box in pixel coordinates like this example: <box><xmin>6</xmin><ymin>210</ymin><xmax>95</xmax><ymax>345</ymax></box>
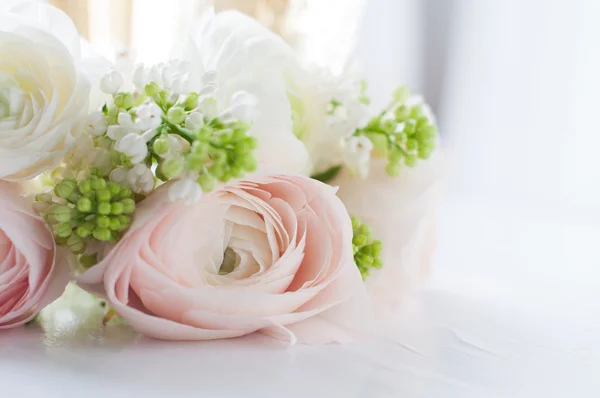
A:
<box><xmin>332</xmin><ymin>153</ymin><xmax>444</xmax><ymax>318</ymax></box>
<box><xmin>0</xmin><ymin>182</ymin><xmax>66</xmax><ymax>329</ymax></box>
<box><xmin>78</xmin><ymin>175</ymin><xmax>373</xmax><ymax>344</ymax></box>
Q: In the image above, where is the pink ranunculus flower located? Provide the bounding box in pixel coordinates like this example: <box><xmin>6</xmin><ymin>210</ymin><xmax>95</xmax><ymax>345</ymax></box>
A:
<box><xmin>0</xmin><ymin>182</ymin><xmax>67</xmax><ymax>329</ymax></box>
<box><xmin>78</xmin><ymin>175</ymin><xmax>373</xmax><ymax>344</ymax></box>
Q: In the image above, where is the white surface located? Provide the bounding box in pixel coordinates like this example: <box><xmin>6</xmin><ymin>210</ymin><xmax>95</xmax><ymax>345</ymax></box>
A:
<box><xmin>2</xmin><ymin>196</ymin><xmax>599</xmax><ymax>398</ymax></box>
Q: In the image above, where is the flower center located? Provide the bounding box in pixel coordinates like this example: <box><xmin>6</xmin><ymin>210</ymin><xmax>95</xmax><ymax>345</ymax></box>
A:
<box><xmin>219</xmin><ymin>247</ymin><xmax>240</xmax><ymax>275</ymax></box>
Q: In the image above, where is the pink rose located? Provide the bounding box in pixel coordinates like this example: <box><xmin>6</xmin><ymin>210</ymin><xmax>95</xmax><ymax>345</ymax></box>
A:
<box><xmin>78</xmin><ymin>175</ymin><xmax>373</xmax><ymax>344</ymax></box>
<box><xmin>0</xmin><ymin>182</ymin><xmax>66</xmax><ymax>329</ymax></box>
<box><xmin>332</xmin><ymin>152</ymin><xmax>444</xmax><ymax>318</ymax></box>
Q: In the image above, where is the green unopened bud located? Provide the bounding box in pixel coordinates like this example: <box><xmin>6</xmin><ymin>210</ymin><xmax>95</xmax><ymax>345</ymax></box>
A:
<box><xmin>118</xmin><ymin>215</ymin><xmax>131</xmax><ymax>229</ymax></box>
<box><xmin>393</xmin><ymin>86</ymin><xmax>411</xmax><ymax>104</ymax></box>
<box><xmin>183</xmin><ymin>92</ymin><xmax>199</xmax><ymax>110</ymax></box>
<box><xmin>35</xmin><ymin>193</ymin><xmax>53</xmax><ymax>204</ymax></box>
<box><xmin>406</xmin><ymin>139</ymin><xmax>419</xmax><ymax>152</ymax></box>
<box><xmin>78</xmin><ymin>179</ymin><xmax>92</xmax><ymax>195</ymax></box>
<box><xmin>395</xmin><ymin>105</ymin><xmax>410</xmax><ymax>122</ymax></box>
<box><xmin>67</xmin><ymin>234</ymin><xmax>86</xmax><ymax>254</ymax></box>
<box><xmin>79</xmin><ymin>253</ymin><xmax>98</xmax><ymax>269</ymax></box>
<box><xmin>357</xmin><ymin>254</ymin><xmax>373</xmax><ymax>267</ymax></box>
<box><xmin>107</xmin><ymin>182</ymin><xmax>122</xmax><ymax>197</ymax></box>
<box><xmin>153</xmin><ymin>137</ymin><xmax>170</xmax><ymax>156</ymax></box>
<box><xmin>76</xmin><ymin>222</ymin><xmax>94</xmax><ymax>238</ymax></box>
<box><xmin>388</xmin><ymin>149</ymin><xmax>404</xmax><ymax>164</ymax></box>
<box><xmin>372</xmin><ymin>240</ymin><xmax>383</xmax><ymax>256</ymax></box>
<box><xmin>52</xmin><ymin>205</ymin><xmax>73</xmax><ymax>223</ymax></box>
<box><xmin>405</xmin><ymin>154</ymin><xmax>418</xmax><ymax>167</ymax></box>
<box><xmin>197</xmin><ymin>126</ymin><xmax>213</xmax><ymax>141</ymax></box>
<box><xmin>96</xmin><ymin>189</ymin><xmax>112</xmax><ymax>202</ymax></box>
<box><xmin>353</xmin><ymin>234</ymin><xmax>367</xmax><ymax>246</ymax></box>
<box><xmin>111</xmin><ymin>202</ymin><xmax>124</xmax><ymax>215</ymax></box>
<box><xmin>418</xmin><ymin>146</ymin><xmax>433</xmax><ymax>160</ymax></box>
<box><xmin>121</xmin><ymin>198</ymin><xmax>136</xmax><ymax>215</ymax></box>
<box><xmin>410</xmin><ymin>105</ymin><xmax>424</xmax><ymax>119</ymax></box>
<box><xmin>145</xmin><ymin>82</ymin><xmax>161</xmax><ymax>97</ymax></box>
<box><xmin>191</xmin><ymin>141</ymin><xmax>209</xmax><ymax>158</ymax></box>
<box><xmin>236</xmin><ymin>153</ymin><xmax>257</xmax><ymax>172</ymax></box>
<box><xmin>385</xmin><ymin>161</ymin><xmax>402</xmax><ymax>177</ymax></box>
<box><xmin>91</xmin><ymin>178</ymin><xmax>107</xmax><ymax>191</ymax></box>
<box><xmin>96</xmin><ymin>215</ymin><xmax>110</xmax><ymax>228</ymax></box>
<box><xmin>197</xmin><ymin>173</ymin><xmax>216</xmax><ymax>192</ymax></box>
<box><xmin>97</xmin><ymin>202</ymin><xmax>111</xmax><ymax>215</ymax></box>
<box><xmin>167</xmin><ymin>106</ymin><xmax>186</xmax><ymax>125</ymax></box>
<box><xmin>55</xmin><ymin>222</ymin><xmax>73</xmax><ymax>238</ymax></box>
<box><xmin>351</xmin><ymin>216</ymin><xmax>361</xmax><ymax>230</ymax></box>
<box><xmin>119</xmin><ymin>187</ymin><xmax>132</xmax><ymax>199</ymax></box>
<box><xmin>372</xmin><ymin>258</ymin><xmax>383</xmax><ymax>269</ymax></box>
<box><xmin>93</xmin><ymin>227</ymin><xmax>112</xmax><ymax>241</ymax></box>
<box><xmin>109</xmin><ymin>217</ymin><xmax>121</xmax><ymax>231</ymax></box>
<box><xmin>210</xmin><ymin>149</ymin><xmax>227</xmax><ymax>164</ymax></box>
<box><xmin>186</xmin><ymin>153</ymin><xmax>205</xmax><ymax>173</ymax></box>
<box><xmin>113</xmin><ymin>92</ymin><xmax>135</xmax><ymax>109</ymax></box>
<box><xmin>229</xmin><ymin>164</ymin><xmax>244</xmax><ymax>179</ymax></box>
<box><xmin>159</xmin><ymin>156</ymin><xmax>185</xmax><ymax>179</ymax></box>
<box><xmin>55</xmin><ymin>179</ymin><xmax>77</xmax><ymax>199</ymax></box>
<box><xmin>382</xmin><ymin>119</ymin><xmax>397</xmax><ymax>134</ymax></box>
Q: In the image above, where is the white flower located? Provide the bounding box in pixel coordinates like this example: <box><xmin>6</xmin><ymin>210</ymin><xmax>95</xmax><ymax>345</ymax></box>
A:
<box><xmin>135</xmin><ymin>60</ymin><xmax>193</xmax><ymax>95</ymax></box>
<box><xmin>342</xmin><ymin>136</ymin><xmax>374</xmax><ymax>179</ymax></box>
<box><xmin>174</xmin><ymin>9</ymin><xmax>309</xmax><ymax>175</ymax></box>
<box><xmin>220</xmin><ymin>91</ymin><xmax>259</xmax><ymax>122</ymax></box>
<box><xmin>158</xmin><ymin>134</ymin><xmax>187</xmax><ymax>159</ymax></box>
<box><xmin>84</xmin><ymin>111</ymin><xmax>108</xmax><ymax>137</ymax></box>
<box><xmin>100</xmin><ymin>69</ymin><xmax>124</xmax><ymax>94</ymax></box>
<box><xmin>126</xmin><ymin>164</ymin><xmax>155</xmax><ymax>194</ymax></box>
<box><xmin>185</xmin><ymin>112</ymin><xmax>204</xmax><ymax>131</ymax></box>
<box><xmin>135</xmin><ymin>102</ymin><xmax>163</xmax><ymax>131</ymax></box>
<box><xmin>168</xmin><ymin>176</ymin><xmax>203</xmax><ymax>205</ymax></box>
<box><xmin>0</xmin><ymin>4</ymin><xmax>92</xmax><ymax>181</ymax></box>
<box><xmin>114</xmin><ymin>134</ymin><xmax>148</xmax><ymax>164</ymax></box>
<box><xmin>132</xmin><ymin>64</ymin><xmax>148</xmax><ymax>91</ymax></box>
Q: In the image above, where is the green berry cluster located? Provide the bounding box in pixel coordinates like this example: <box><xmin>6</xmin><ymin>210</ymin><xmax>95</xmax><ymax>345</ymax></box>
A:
<box><xmin>355</xmin><ymin>86</ymin><xmax>437</xmax><ymax>177</ymax></box>
<box><xmin>351</xmin><ymin>216</ymin><xmax>383</xmax><ymax>279</ymax></box>
<box><xmin>37</xmin><ymin>174</ymin><xmax>136</xmax><ymax>255</ymax></box>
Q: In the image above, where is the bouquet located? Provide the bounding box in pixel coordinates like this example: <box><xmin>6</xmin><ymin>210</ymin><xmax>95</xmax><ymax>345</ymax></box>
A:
<box><xmin>0</xmin><ymin>3</ymin><xmax>442</xmax><ymax>344</ymax></box>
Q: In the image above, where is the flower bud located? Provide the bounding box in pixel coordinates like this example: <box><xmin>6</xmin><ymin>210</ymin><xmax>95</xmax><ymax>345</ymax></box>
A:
<box><xmin>167</xmin><ymin>107</ymin><xmax>186</xmax><ymax>125</ymax></box>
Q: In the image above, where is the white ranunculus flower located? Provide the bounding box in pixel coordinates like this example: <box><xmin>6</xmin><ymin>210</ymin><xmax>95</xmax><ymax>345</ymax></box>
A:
<box><xmin>0</xmin><ymin>4</ymin><xmax>95</xmax><ymax>181</ymax></box>
<box><xmin>174</xmin><ymin>9</ymin><xmax>310</xmax><ymax>175</ymax></box>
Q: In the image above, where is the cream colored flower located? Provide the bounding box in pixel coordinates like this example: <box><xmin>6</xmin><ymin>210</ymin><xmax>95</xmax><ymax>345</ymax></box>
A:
<box><xmin>0</xmin><ymin>4</ymin><xmax>92</xmax><ymax>181</ymax></box>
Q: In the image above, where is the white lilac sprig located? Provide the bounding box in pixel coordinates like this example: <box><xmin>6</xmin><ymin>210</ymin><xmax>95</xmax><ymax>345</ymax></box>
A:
<box><xmin>36</xmin><ymin>62</ymin><xmax>260</xmax><ymax>265</ymax></box>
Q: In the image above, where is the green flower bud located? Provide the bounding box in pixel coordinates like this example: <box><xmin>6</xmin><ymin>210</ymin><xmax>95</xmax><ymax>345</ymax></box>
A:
<box><xmin>167</xmin><ymin>106</ymin><xmax>186</xmax><ymax>125</ymax></box>
<box><xmin>229</xmin><ymin>164</ymin><xmax>244</xmax><ymax>179</ymax></box>
<box><xmin>96</xmin><ymin>215</ymin><xmax>110</xmax><ymax>228</ymax></box>
<box><xmin>109</xmin><ymin>217</ymin><xmax>121</xmax><ymax>231</ymax></box>
<box><xmin>382</xmin><ymin>119</ymin><xmax>397</xmax><ymax>134</ymax></box>
<box><xmin>393</xmin><ymin>86</ymin><xmax>411</xmax><ymax>104</ymax></box>
<box><xmin>183</xmin><ymin>92</ymin><xmax>199</xmax><ymax>110</ymax></box>
<box><xmin>187</xmin><ymin>153</ymin><xmax>205</xmax><ymax>173</ymax></box>
<box><xmin>191</xmin><ymin>141</ymin><xmax>209</xmax><ymax>158</ymax></box>
<box><xmin>410</xmin><ymin>105</ymin><xmax>424</xmax><ymax>119</ymax></box>
<box><xmin>197</xmin><ymin>126</ymin><xmax>213</xmax><ymax>141</ymax></box>
<box><xmin>372</xmin><ymin>258</ymin><xmax>383</xmax><ymax>269</ymax></box>
<box><xmin>54</xmin><ymin>179</ymin><xmax>77</xmax><ymax>199</ymax></box>
<box><xmin>91</xmin><ymin>178</ymin><xmax>107</xmax><ymax>191</ymax></box>
<box><xmin>371</xmin><ymin>240</ymin><xmax>383</xmax><ymax>256</ymax></box>
<box><xmin>52</xmin><ymin>205</ymin><xmax>73</xmax><ymax>223</ymax></box>
<box><xmin>113</xmin><ymin>92</ymin><xmax>135</xmax><ymax>109</ymax></box>
<box><xmin>351</xmin><ymin>216</ymin><xmax>361</xmax><ymax>230</ymax></box>
<box><xmin>98</xmin><ymin>202</ymin><xmax>112</xmax><ymax>215</ymax></box>
<box><xmin>153</xmin><ymin>137</ymin><xmax>170</xmax><ymax>156</ymax></box>
<box><xmin>107</xmin><ymin>182</ymin><xmax>122</xmax><ymax>197</ymax></box>
<box><xmin>35</xmin><ymin>193</ymin><xmax>53</xmax><ymax>204</ymax></box>
<box><xmin>121</xmin><ymin>198</ymin><xmax>136</xmax><ymax>215</ymax></box>
<box><xmin>236</xmin><ymin>153</ymin><xmax>257</xmax><ymax>172</ymax></box>
<box><xmin>118</xmin><ymin>215</ymin><xmax>131</xmax><ymax>230</ymax></box>
<box><xmin>197</xmin><ymin>173</ymin><xmax>216</xmax><ymax>192</ymax></box>
<box><xmin>96</xmin><ymin>189</ymin><xmax>112</xmax><ymax>202</ymax></box>
<box><xmin>418</xmin><ymin>146</ymin><xmax>433</xmax><ymax>160</ymax></box>
<box><xmin>79</xmin><ymin>253</ymin><xmax>98</xmax><ymax>269</ymax></box>
<box><xmin>93</xmin><ymin>227</ymin><xmax>112</xmax><ymax>241</ymax></box>
<box><xmin>394</xmin><ymin>105</ymin><xmax>410</xmax><ymax>122</ymax></box>
<box><xmin>78</xmin><ymin>179</ymin><xmax>92</xmax><ymax>195</ymax></box>
<box><xmin>159</xmin><ymin>156</ymin><xmax>185</xmax><ymax>179</ymax></box>
<box><xmin>210</xmin><ymin>149</ymin><xmax>227</xmax><ymax>164</ymax></box>
<box><xmin>353</xmin><ymin>234</ymin><xmax>367</xmax><ymax>246</ymax></box>
<box><xmin>119</xmin><ymin>187</ymin><xmax>132</xmax><ymax>199</ymax></box>
<box><xmin>388</xmin><ymin>149</ymin><xmax>404</xmax><ymax>164</ymax></box>
<box><xmin>111</xmin><ymin>202</ymin><xmax>124</xmax><ymax>215</ymax></box>
<box><xmin>67</xmin><ymin>234</ymin><xmax>86</xmax><ymax>254</ymax></box>
<box><xmin>385</xmin><ymin>161</ymin><xmax>402</xmax><ymax>177</ymax></box>
<box><xmin>145</xmin><ymin>82</ymin><xmax>161</xmax><ymax>97</ymax></box>
<box><xmin>405</xmin><ymin>154</ymin><xmax>418</xmax><ymax>167</ymax></box>
<box><xmin>76</xmin><ymin>223</ymin><xmax>94</xmax><ymax>238</ymax></box>
<box><xmin>357</xmin><ymin>254</ymin><xmax>373</xmax><ymax>267</ymax></box>
<box><xmin>55</xmin><ymin>222</ymin><xmax>73</xmax><ymax>238</ymax></box>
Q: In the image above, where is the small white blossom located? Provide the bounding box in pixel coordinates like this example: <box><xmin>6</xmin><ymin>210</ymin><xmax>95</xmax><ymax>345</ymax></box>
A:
<box><xmin>100</xmin><ymin>69</ymin><xmax>124</xmax><ymax>94</ymax></box>
<box><xmin>185</xmin><ymin>112</ymin><xmax>204</xmax><ymax>131</ymax></box>
<box><xmin>110</xmin><ymin>167</ymin><xmax>128</xmax><ymax>185</ymax></box>
<box><xmin>114</xmin><ymin>133</ymin><xmax>148</xmax><ymax>164</ymax></box>
<box><xmin>126</xmin><ymin>164</ymin><xmax>155</xmax><ymax>194</ymax></box>
<box><xmin>168</xmin><ymin>176</ymin><xmax>203</xmax><ymax>206</ymax></box>
<box><xmin>84</xmin><ymin>111</ymin><xmax>108</xmax><ymax>136</ymax></box>
<box><xmin>220</xmin><ymin>91</ymin><xmax>258</xmax><ymax>122</ymax></box>
<box><xmin>135</xmin><ymin>102</ymin><xmax>163</xmax><ymax>130</ymax></box>
<box><xmin>197</xmin><ymin>97</ymin><xmax>218</xmax><ymax>119</ymax></box>
<box><xmin>158</xmin><ymin>134</ymin><xmax>188</xmax><ymax>159</ymax></box>
<box><xmin>132</xmin><ymin>64</ymin><xmax>148</xmax><ymax>91</ymax></box>
<box><xmin>342</xmin><ymin>136</ymin><xmax>374</xmax><ymax>179</ymax></box>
